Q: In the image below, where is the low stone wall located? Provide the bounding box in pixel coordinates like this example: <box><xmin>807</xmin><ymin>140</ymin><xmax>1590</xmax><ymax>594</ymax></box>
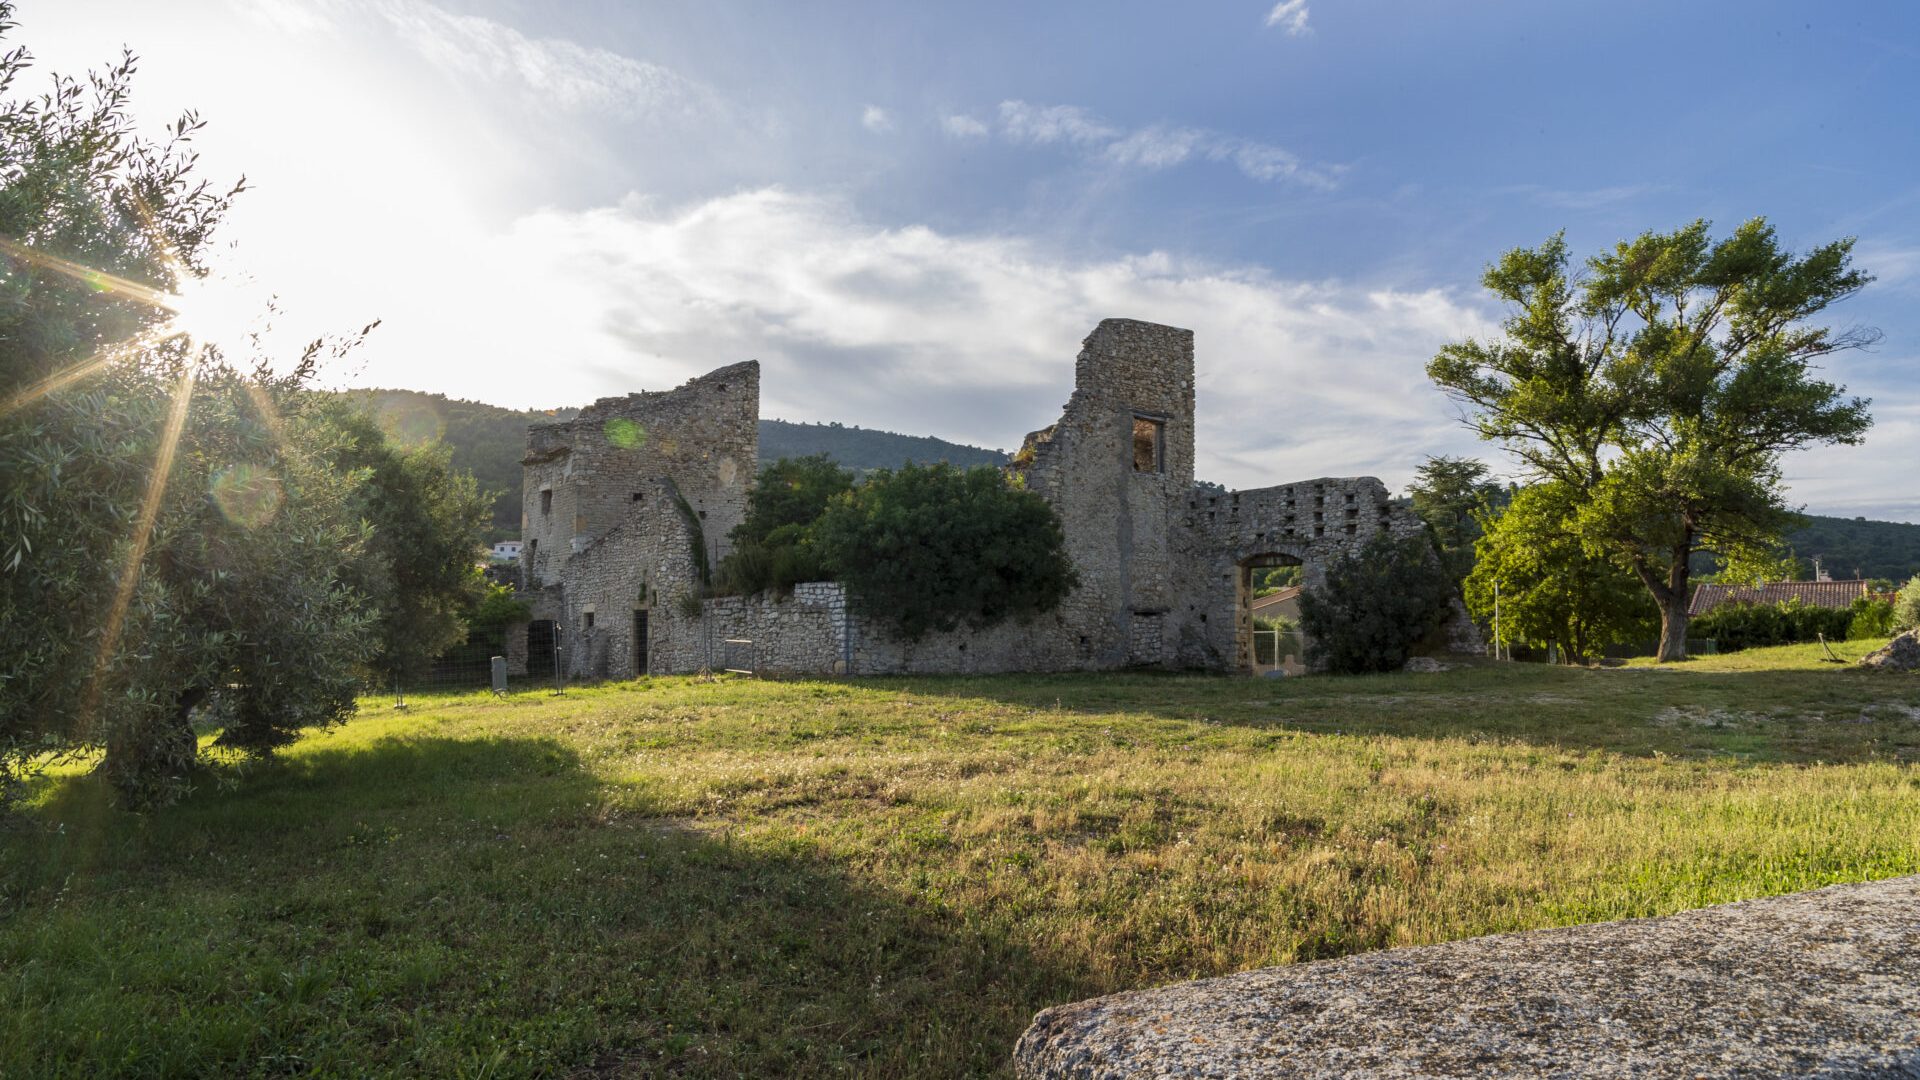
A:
<box><xmin>1014</xmin><ymin>875</ymin><xmax>1920</xmax><ymax>1078</ymax></box>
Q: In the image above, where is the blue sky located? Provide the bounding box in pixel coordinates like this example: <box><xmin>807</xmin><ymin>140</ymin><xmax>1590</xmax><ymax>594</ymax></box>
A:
<box><xmin>23</xmin><ymin>1</ymin><xmax>1920</xmax><ymax>520</ymax></box>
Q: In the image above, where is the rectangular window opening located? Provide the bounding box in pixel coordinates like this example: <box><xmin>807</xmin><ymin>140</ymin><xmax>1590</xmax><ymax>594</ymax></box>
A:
<box><xmin>1132</xmin><ymin>416</ymin><xmax>1165</xmax><ymax>473</ymax></box>
<box><xmin>540</xmin><ymin>489</ymin><xmax>553</xmax><ymax>515</ymax></box>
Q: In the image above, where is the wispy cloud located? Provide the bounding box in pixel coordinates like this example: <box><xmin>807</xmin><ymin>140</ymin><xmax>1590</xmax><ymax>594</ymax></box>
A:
<box><xmin>1497</xmin><ymin>183</ymin><xmax>1662</xmax><ymax>211</ymax></box>
<box><xmin>358</xmin><ymin>0</ymin><xmax>718</xmax><ymax>121</ymax></box>
<box><xmin>1264</xmin><ymin>0</ymin><xmax>1311</xmax><ymax>35</ymax></box>
<box><xmin>998</xmin><ymin>101</ymin><xmax>1120</xmax><ymax>146</ymax></box>
<box><xmin>942</xmin><ymin>114</ymin><xmax>989</xmax><ymax>138</ymax></box>
<box><xmin>861</xmin><ymin>105</ymin><xmax>894</xmax><ymax>134</ymax></box>
<box><xmin>447</xmin><ymin>188</ymin><xmax>1490</xmax><ymax>488</ymax></box>
<box><xmin>992</xmin><ymin>100</ymin><xmax>1341</xmax><ymax>189</ymax></box>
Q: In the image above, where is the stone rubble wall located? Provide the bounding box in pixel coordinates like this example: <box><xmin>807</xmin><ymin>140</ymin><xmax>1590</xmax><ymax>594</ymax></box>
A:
<box><xmin>521</xmin><ymin>361</ymin><xmax>756</xmax><ymax>592</ymax></box>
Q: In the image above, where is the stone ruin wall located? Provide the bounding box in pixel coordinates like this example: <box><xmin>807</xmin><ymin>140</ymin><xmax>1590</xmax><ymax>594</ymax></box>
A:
<box><xmin>514</xmin><ymin>363</ymin><xmax>758</xmax><ymax>679</ymax></box>
<box><xmin>521</xmin><ymin>362</ymin><xmax>757</xmax><ymax>591</ymax></box>
<box><xmin>509</xmin><ymin>318</ymin><xmax>1475</xmax><ymax>679</ymax></box>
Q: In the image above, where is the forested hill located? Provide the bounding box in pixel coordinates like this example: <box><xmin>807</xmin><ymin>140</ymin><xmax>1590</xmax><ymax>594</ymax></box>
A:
<box><xmin>1784</xmin><ymin>516</ymin><xmax>1920</xmax><ymax>583</ymax></box>
<box><xmin>757</xmin><ymin>419</ymin><xmax>1008</xmax><ymax>473</ymax></box>
<box><xmin>329</xmin><ymin>390</ymin><xmax>1008</xmax><ymax>540</ymax></box>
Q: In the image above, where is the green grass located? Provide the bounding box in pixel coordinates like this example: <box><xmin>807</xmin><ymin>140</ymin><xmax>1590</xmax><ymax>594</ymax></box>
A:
<box><xmin>4</xmin><ymin>645</ymin><xmax>1918</xmax><ymax>1077</ymax></box>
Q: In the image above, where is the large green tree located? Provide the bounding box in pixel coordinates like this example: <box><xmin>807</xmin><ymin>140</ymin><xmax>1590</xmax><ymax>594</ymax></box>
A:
<box><xmin>1406</xmin><ymin>454</ymin><xmax>1503</xmax><ymax>583</ymax></box>
<box><xmin>1464</xmin><ymin>483</ymin><xmax>1655</xmax><ymax>665</ymax></box>
<box><xmin>1429</xmin><ymin>220</ymin><xmax>1874</xmax><ymax>661</ymax></box>
<box><xmin>0</xmin><ymin>13</ymin><xmax>455</xmax><ymax>806</ymax></box>
<box><xmin>313</xmin><ymin>401</ymin><xmax>490</xmax><ymax>682</ymax></box>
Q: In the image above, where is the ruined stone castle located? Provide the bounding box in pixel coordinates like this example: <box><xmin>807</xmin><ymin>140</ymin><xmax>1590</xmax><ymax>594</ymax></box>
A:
<box><xmin>508</xmin><ymin>318</ymin><xmax>1452</xmax><ymax>679</ymax></box>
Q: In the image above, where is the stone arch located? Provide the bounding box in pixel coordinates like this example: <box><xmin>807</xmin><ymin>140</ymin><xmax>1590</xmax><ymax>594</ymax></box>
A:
<box><xmin>1234</xmin><ymin>549</ymin><xmax>1308</xmax><ymax>676</ymax></box>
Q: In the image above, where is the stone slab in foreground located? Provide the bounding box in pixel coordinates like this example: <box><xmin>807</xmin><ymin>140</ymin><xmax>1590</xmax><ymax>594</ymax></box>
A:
<box><xmin>1015</xmin><ymin>876</ymin><xmax>1920</xmax><ymax>1079</ymax></box>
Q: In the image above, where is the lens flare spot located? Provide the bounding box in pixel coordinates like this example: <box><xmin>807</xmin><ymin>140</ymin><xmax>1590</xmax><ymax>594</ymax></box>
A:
<box><xmin>374</xmin><ymin>394</ymin><xmax>445</xmax><ymax>447</ymax></box>
<box><xmin>656</xmin><ymin>433</ymin><xmax>679</xmax><ymax>457</ymax></box>
<box><xmin>210</xmin><ymin>463</ymin><xmax>283</xmax><ymax>528</ymax></box>
<box><xmin>604</xmin><ymin>417</ymin><xmax>647</xmax><ymax>450</ymax></box>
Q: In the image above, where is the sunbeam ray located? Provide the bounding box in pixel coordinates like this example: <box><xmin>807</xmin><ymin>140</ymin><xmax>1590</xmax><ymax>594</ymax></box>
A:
<box><xmin>0</xmin><ymin>327</ymin><xmax>174</xmax><ymax>417</ymax></box>
<box><xmin>80</xmin><ymin>363</ymin><xmax>199</xmax><ymax>723</ymax></box>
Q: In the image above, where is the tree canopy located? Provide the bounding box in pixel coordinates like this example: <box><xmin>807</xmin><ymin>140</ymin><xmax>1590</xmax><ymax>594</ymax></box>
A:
<box><xmin>1464</xmin><ymin>482</ymin><xmax>1655</xmax><ymax>664</ymax></box>
<box><xmin>1406</xmin><ymin>454</ymin><xmax>1504</xmax><ymax>583</ymax></box>
<box><xmin>809</xmin><ymin>462</ymin><xmax>1078</xmax><ymax>641</ymax></box>
<box><xmin>0</xmin><ymin>15</ymin><xmax>483</xmax><ymax>807</ymax></box>
<box><xmin>1429</xmin><ymin>220</ymin><xmax>1875</xmax><ymax>661</ymax></box>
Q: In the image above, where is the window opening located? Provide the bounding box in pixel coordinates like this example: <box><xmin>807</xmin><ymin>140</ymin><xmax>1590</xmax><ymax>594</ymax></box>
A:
<box><xmin>1132</xmin><ymin>416</ymin><xmax>1165</xmax><ymax>473</ymax></box>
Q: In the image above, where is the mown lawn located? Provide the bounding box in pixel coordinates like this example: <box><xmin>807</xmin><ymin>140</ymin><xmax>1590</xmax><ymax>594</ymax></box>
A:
<box><xmin>4</xmin><ymin>645</ymin><xmax>1918</xmax><ymax>1077</ymax></box>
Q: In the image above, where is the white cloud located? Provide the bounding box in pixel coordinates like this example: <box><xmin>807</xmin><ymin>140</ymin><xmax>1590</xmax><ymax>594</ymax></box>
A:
<box><xmin>998</xmin><ymin>100</ymin><xmax>1121</xmax><ymax>147</ymax></box>
<box><xmin>861</xmin><ymin>105</ymin><xmax>894</xmax><ymax>133</ymax></box>
<box><xmin>998</xmin><ymin>99</ymin><xmax>1340</xmax><ymax>189</ymax></box>
<box><xmin>942</xmin><ymin>113</ymin><xmax>990</xmax><ymax>138</ymax></box>
<box><xmin>360</xmin><ymin>0</ymin><xmax>717</xmax><ymax>121</ymax></box>
<box><xmin>408</xmin><ymin>187</ymin><xmax>1499</xmax><ymax>491</ymax></box>
<box><xmin>1265</xmin><ymin>0</ymin><xmax>1311</xmax><ymax>35</ymax></box>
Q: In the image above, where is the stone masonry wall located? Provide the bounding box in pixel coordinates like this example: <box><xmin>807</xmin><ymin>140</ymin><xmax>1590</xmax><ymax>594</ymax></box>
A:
<box><xmin>507</xmin><ymin>319</ymin><xmax>1475</xmax><ymax>680</ymax></box>
<box><xmin>521</xmin><ymin>361</ymin><xmax>756</xmax><ymax>591</ymax></box>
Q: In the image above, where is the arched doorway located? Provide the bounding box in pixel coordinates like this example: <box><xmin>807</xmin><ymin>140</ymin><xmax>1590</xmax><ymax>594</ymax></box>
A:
<box><xmin>1238</xmin><ymin>552</ymin><xmax>1306</xmax><ymax>676</ymax></box>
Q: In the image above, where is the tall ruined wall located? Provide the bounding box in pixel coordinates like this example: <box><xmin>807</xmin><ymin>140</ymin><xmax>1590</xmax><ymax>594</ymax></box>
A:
<box><xmin>1015</xmin><ymin>318</ymin><xmax>1198</xmax><ymax>669</ymax></box>
<box><xmin>521</xmin><ymin>361</ymin><xmax>757</xmax><ymax>589</ymax></box>
<box><xmin>539</xmin><ymin>479</ymin><xmax>709</xmax><ymax>680</ymax></box>
<box><xmin>1177</xmin><ymin>477</ymin><xmax>1425</xmax><ymax>671</ymax></box>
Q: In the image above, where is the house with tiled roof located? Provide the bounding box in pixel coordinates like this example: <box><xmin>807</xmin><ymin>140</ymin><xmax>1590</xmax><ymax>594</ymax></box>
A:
<box><xmin>1251</xmin><ymin>585</ymin><xmax>1303</xmax><ymax>623</ymax></box>
<box><xmin>1686</xmin><ymin>579</ymin><xmax>1878</xmax><ymax>618</ymax></box>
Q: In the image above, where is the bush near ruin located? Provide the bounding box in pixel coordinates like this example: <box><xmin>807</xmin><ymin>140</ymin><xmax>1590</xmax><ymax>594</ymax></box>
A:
<box><xmin>1299</xmin><ymin>531</ymin><xmax>1453</xmax><ymax>674</ymax></box>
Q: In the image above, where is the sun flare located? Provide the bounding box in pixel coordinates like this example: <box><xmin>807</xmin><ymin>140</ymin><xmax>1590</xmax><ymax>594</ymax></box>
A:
<box><xmin>160</xmin><ymin>273</ymin><xmax>263</xmax><ymax>358</ymax></box>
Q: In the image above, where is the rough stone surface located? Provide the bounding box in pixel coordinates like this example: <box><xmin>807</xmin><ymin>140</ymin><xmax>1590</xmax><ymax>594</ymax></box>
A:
<box><xmin>1013</xmin><ymin>875</ymin><xmax>1920</xmax><ymax>1079</ymax></box>
<box><xmin>1860</xmin><ymin>631</ymin><xmax>1920</xmax><ymax>673</ymax></box>
<box><xmin>507</xmin><ymin>319</ymin><xmax>1477</xmax><ymax>677</ymax></box>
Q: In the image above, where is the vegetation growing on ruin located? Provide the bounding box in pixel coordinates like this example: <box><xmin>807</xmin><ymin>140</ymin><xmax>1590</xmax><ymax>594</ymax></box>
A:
<box><xmin>716</xmin><ymin>454</ymin><xmax>854</xmax><ymax>595</ymax></box>
<box><xmin>811</xmin><ymin>462</ymin><xmax>1079</xmax><ymax>640</ymax></box>
<box><xmin>3</xmin><ymin>645</ymin><xmax>1916</xmax><ymax>1076</ymax></box>
<box><xmin>1299</xmin><ymin>532</ymin><xmax>1455</xmax><ymax>673</ymax></box>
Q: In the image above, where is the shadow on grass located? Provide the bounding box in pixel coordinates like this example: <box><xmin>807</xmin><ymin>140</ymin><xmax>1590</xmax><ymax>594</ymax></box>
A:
<box><xmin>858</xmin><ymin>660</ymin><xmax>1920</xmax><ymax>764</ymax></box>
<box><xmin>1</xmin><ymin>732</ymin><xmax>1077</xmax><ymax>1078</ymax></box>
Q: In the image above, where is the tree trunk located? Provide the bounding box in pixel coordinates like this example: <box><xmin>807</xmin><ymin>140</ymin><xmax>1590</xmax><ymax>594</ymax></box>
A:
<box><xmin>1654</xmin><ymin>591</ymin><xmax>1690</xmax><ymax>663</ymax></box>
<box><xmin>1632</xmin><ymin>538</ymin><xmax>1695</xmax><ymax>663</ymax></box>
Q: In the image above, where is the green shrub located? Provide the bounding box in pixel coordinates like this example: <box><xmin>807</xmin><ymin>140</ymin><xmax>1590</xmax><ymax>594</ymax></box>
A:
<box><xmin>1895</xmin><ymin>576</ymin><xmax>1920</xmax><ymax>633</ymax></box>
<box><xmin>715</xmin><ymin>456</ymin><xmax>853</xmax><ymax>595</ymax></box>
<box><xmin>1848</xmin><ymin>595</ymin><xmax>1896</xmax><ymax>640</ymax></box>
<box><xmin>1298</xmin><ymin>532</ymin><xmax>1454</xmax><ymax>674</ymax></box>
<box><xmin>1690</xmin><ymin>599</ymin><xmax>1854</xmax><ymax>652</ymax></box>
<box><xmin>811</xmin><ymin>463</ymin><xmax>1077</xmax><ymax>641</ymax></box>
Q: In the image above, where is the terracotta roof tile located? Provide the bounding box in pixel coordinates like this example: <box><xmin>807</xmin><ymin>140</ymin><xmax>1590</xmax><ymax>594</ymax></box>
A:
<box><xmin>1687</xmin><ymin>580</ymin><xmax>1871</xmax><ymax>617</ymax></box>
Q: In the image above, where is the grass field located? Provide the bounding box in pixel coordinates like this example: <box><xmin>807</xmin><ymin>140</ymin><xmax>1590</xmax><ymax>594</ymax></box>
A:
<box><xmin>4</xmin><ymin>643</ymin><xmax>1918</xmax><ymax>1077</ymax></box>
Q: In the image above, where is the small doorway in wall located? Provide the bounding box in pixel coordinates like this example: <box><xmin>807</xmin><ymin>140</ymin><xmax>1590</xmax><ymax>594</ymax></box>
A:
<box><xmin>633</xmin><ymin>609</ymin><xmax>650</xmax><ymax>676</ymax></box>
<box><xmin>1241</xmin><ymin>553</ymin><xmax>1306</xmax><ymax>676</ymax></box>
<box><xmin>527</xmin><ymin>619</ymin><xmax>557</xmax><ymax>678</ymax></box>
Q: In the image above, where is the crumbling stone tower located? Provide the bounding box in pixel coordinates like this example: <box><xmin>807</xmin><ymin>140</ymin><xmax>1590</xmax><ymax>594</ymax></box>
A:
<box><xmin>1014</xmin><ymin>319</ymin><xmax>1198</xmax><ymax>667</ymax></box>
<box><xmin>513</xmin><ymin>362</ymin><xmax>758</xmax><ymax>679</ymax></box>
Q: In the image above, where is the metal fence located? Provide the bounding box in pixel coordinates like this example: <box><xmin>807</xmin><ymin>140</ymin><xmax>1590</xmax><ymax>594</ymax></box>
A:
<box><xmin>1252</xmin><ymin>629</ymin><xmax>1307</xmax><ymax>676</ymax></box>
